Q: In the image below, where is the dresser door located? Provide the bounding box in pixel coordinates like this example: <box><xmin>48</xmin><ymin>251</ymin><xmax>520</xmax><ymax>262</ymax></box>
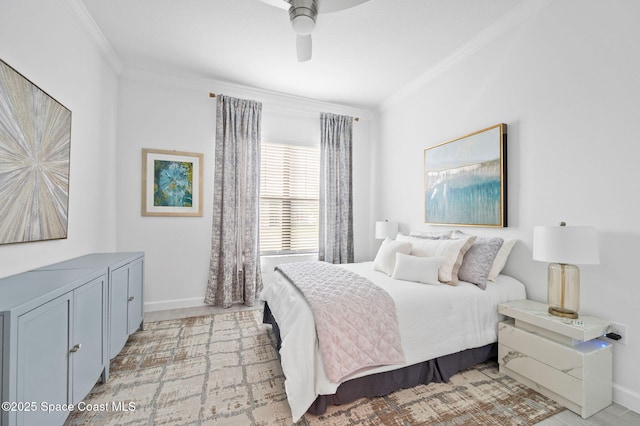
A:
<box><xmin>72</xmin><ymin>276</ymin><xmax>106</xmax><ymax>402</ymax></box>
<box><xmin>17</xmin><ymin>294</ymin><xmax>71</xmax><ymax>426</ymax></box>
<box><xmin>109</xmin><ymin>266</ymin><xmax>129</xmax><ymax>359</ymax></box>
<box><xmin>127</xmin><ymin>259</ymin><xmax>144</xmax><ymax>335</ymax></box>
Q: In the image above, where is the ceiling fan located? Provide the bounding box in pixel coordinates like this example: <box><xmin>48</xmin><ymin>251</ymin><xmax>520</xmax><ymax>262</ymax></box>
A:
<box><xmin>259</xmin><ymin>0</ymin><xmax>370</xmax><ymax>62</ymax></box>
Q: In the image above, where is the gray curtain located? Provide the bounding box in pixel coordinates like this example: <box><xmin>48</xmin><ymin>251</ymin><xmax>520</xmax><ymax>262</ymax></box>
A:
<box><xmin>319</xmin><ymin>112</ymin><xmax>354</xmax><ymax>264</ymax></box>
<box><xmin>205</xmin><ymin>95</ymin><xmax>262</xmax><ymax>308</ymax></box>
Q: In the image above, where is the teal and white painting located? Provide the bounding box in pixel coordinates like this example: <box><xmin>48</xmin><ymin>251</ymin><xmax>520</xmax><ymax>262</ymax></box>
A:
<box><xmin>424</xmin><ymin>124</ymin><xmax>506</xmax><ymax>227</ymax></box>
<box><xmin>154</xmin><ymin>160</ymin><xmax>193</xmax><ymax>207</ymax></box>
<box><xmin>142</xmin><ymin>149</ymin><xmax>203</xmax><ymax>217</ymax></box>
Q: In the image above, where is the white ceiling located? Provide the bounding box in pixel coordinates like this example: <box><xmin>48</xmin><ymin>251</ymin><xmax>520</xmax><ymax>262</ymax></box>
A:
<box><xmin>81</xmin><ymin>0</ymin><xmax>524</xmax><ymax>109</ymax></box>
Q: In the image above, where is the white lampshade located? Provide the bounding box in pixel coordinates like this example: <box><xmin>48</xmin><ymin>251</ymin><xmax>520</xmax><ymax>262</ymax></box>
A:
<box><xmin>375</xmin><ymin>221</ymin><xmax>398</xmax><ymax>240</ymax></box>
<box><xmin>533</xmin><ymin>225</ymin><xmax>599</xmax><ymax>265</ymax></box>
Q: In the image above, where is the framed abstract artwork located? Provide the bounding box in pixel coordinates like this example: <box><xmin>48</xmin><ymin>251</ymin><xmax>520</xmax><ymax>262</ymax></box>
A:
<box><xmin>141</xmin><ymin>148</ymin><xmax>204</xmax><ymax>217</ymax></box>
<box><xmin>424</xmin><ymin>123</ymin><xmax>507</xmax><ymax>227</ymax></box>
<box><xmin>0</xmin><ymin>59</ymin><xmax>72</xmax><ymax>245</ymax></box>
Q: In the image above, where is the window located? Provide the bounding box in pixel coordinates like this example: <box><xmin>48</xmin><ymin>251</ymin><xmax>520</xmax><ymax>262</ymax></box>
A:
<box><xmin>259</xmin><ymin>141</ymin><xmax>319</xmax><ymax>255</ymax></box>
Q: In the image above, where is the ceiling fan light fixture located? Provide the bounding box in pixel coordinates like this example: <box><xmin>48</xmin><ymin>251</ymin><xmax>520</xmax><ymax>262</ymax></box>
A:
<box><xmin>291</xmin><ymin>15</ymin><xmax>315</xmax><ymax>35</ymax></box>
<box><xmin>289</xmin><ymin>0</ymin><xmax>317</xmax><ymax>35</ymax></box>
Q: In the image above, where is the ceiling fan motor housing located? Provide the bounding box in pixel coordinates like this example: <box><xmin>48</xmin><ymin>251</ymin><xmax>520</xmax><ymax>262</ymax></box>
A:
<box><xmin>289</xmin><ymin>0</ymin><xmax>318</xmax><ymax>35</ymax></box>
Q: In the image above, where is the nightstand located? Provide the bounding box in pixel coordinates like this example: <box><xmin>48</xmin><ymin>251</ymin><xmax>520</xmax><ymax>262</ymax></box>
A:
<box><xmin>498</xmin><ymin>299</ymin><xmax>612</xmax><ymax>419</ymax></box>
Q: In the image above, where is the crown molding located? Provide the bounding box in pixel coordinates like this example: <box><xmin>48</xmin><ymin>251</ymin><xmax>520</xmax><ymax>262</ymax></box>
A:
<box><xmin>377</xmin><ymin>0</ymin><xmax>554</xmax><ymax>112</ymax></box>
<box><xmin>121</xmin><ymin>68</ymin><xmax>372</xmax><ymax>121</ymax></box>
<box><xmin>61</xmin><ymin>0</ymin><xmax>123</xmax><ymax>75</ymax></box>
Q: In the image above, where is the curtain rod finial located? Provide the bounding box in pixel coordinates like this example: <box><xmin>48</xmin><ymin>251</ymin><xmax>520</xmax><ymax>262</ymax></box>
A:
<box><xmin>209</xmin><ymin>93</ymin><xmax>216</xmax><ymax>98</ymax></box>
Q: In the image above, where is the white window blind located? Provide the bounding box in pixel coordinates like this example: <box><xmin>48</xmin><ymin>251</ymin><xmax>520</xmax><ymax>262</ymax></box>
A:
<box><xmin>259</xmin><ymin>142</ymin><xmax>320</xmax><ymax>255</ymax></box>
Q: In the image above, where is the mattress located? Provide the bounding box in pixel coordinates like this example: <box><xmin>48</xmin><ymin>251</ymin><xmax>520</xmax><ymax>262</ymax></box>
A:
<box><xmin>260</xmin><ymin>261</ymin><xmax>527</xmax><ymax>421</ymax></box>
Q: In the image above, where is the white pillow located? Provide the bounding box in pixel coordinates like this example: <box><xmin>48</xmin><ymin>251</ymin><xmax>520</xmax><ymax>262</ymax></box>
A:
<box><xmin>487</xmin><ymin>239</ymin><xmax>516</xmax><ymax>281</ymax></box>
<box><xmin>392</xmin><ymin>253</ymin><xmax>444</xmax><ymax>285</ymax></box>
<box><xmin>396</xmin><ymin>234</ymin><xmax>476</xmax><ymax>284</ymax></box>
<box><xmin>373</xmin><ymin>238</ymin><xmax>412</xmax><ymax>276</ymax></box>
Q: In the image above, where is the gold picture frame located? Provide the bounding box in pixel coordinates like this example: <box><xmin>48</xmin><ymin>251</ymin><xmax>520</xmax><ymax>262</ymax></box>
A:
<box><xmin>141</xmin><ymin>148</ymin><xmax>204</xmax><ymax>217</ymax></box>
<box><xmin>424</xmin><ymin>123</ymin><xmax>507</xmax><ymax>227</ymax></box>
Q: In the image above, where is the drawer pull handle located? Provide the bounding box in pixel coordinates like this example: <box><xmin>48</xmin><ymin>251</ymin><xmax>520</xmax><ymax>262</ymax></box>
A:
<box><xmin>70</xmin><ymin>343</ymin><xmax>82</xmax><ymax>353</ymax></box>
<box><xmin>128</xmin><ymin>296</ymin><xmax>135</xmax><ymax>302</ymax></box>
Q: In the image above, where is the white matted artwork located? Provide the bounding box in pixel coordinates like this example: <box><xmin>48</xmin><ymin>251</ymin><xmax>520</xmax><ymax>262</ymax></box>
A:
<box><xmin>141</xmin><ymin>148</ymin><xmax>203</xmax><ymax>217</ymax></box>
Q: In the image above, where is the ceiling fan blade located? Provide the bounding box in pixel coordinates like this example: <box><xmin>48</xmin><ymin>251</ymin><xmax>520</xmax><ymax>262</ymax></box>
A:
<box><xmin>317</xmin><ymin>0</ymin><xmax>369</xmax><ymax>14</ymax></box>
<box><xmin>296</xmin><ymin>34</ymin><xmax>312</xmax><ymax>62</ymax></box>
<box><xmin>257</xmin><ymin>0</ymin><xmax>290</xmax><ymax>11</ymax></box>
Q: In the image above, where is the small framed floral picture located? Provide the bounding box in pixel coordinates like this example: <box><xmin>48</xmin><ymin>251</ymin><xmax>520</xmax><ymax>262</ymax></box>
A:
<box><xmin>141</xmin><ymin>148</ymin><xmax>204</xmax><ymax>217</ymax></box>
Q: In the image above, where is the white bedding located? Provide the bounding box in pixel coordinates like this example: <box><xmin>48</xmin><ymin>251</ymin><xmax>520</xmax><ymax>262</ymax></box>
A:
<box><xmin>260</xmin><ymin>261</ymin><xmax>527</xmax><ymax>421</ymax></box>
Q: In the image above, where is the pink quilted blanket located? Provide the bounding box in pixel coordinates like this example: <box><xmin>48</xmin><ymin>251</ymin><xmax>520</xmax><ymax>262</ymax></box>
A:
<box><xmin>275</xmin><ymin>261</ymin><xmax>405</xmax><ymax>383</ymax></box>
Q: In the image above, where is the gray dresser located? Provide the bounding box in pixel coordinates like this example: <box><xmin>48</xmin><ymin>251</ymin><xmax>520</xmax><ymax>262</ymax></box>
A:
<box><xmin>36</xmin><ymin>252</ymin><xmax>145</xmax><ymax>359</ymax></box>
<box><xmin>0</xmin><ymin>252</ymin><xmax>144</xmax><ymax>426</ymax></box>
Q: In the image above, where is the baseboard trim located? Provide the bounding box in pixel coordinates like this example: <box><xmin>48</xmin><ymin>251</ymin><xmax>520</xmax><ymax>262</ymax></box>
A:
<box><xmin>613</xmin><ymin>383</ymin><xmax>640</xmax><ymax>415</ymax></box>
<box><xmin>144</xmin><ymin>297</ymin><xmax>207</xmax><ymax>312</ymax></box>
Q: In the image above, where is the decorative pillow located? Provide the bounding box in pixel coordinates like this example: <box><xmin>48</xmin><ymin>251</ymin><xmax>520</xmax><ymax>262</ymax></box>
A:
<box><xmin>409</xmin><ymin>230</ymin><xmax>452</xmax><ymax>239</ymax></box>
<box><xmin>392</xmin><ymin>253</ymin><xmax>444</xmax><ymax>285</ymax></box>
<box><xmin>373</xmin><ymin>238</ymin><xmax>412</xmax><ymax>276</ymax></box>
<box><xmin>396</xmin><ymin>234</ymin><xmax>476</xmax><ymax>284</ymax></box>
<box><xmin>487</xmin><ymin>239</ymin><xmax>517</xmax><ymax>281</ymax></box>
<box><xmin>458</xmin><ymin>237</ymin><xmax>504</xmax><ymax>289</ymax></box>
<box><xmin>450</xmin><ymin>229</ymin><xmax>472</xmax><ymax>239</ymax></box>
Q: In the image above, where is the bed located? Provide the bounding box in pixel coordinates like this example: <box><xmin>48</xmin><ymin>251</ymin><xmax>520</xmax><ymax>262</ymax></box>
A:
<box><xmin>260</xmin><ymin>233</ymin><xmax>526</xmax><ymax>421</ymax></box>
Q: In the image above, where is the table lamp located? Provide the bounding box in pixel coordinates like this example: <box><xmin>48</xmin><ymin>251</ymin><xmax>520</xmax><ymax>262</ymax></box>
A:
<box><xmin>533</xmin><ymin>222</ymin><xmax>599</xmax><ymax>319</ymax></box>
<box><xmin>375</xmin><ymin>220</ymin><xmax>398</xmax><ymax>240</ymax></box>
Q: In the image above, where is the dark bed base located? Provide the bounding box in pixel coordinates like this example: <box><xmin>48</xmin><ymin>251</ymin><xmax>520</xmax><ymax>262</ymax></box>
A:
<box><xmin>262</xmin><ymin>303</ymin><xmax>498</xmax><ymax>416</ymax></box>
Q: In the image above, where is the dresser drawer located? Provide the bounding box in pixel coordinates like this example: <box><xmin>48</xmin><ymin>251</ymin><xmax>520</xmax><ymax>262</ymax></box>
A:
<box><xmin>499</xmin><ymin>320</ymin><xmax>586</xmax><ymax>379</ymax></box>
<box><xmin>499</xmin><ymin>342</ymin><xmax>583</xmax><ymax>406</ymax></box>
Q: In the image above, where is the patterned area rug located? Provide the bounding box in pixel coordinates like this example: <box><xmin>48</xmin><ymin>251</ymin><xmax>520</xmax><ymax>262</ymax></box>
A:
<box><xmin>65</xmin><ymin>309</ymin><xmax>564</xmax><ymax>425</ymax></box>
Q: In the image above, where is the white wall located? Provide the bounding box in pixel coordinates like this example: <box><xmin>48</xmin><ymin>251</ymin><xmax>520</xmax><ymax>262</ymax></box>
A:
<box><xmin>0</xmin><ymin>0</ymin><xmax>119</xmax><ymax>278</ymax></box>
<box><xmin>115</xmin><ymin>70</ymin><xmax>374</xmax><ymax>312</ymax></box>
<box><xmin>374</xmin><ymin>0</ymin><xmax>640</xmax><ymax>412</ymax></box>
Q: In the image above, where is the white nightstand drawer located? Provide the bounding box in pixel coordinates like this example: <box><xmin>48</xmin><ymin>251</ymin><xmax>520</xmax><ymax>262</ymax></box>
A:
<box><xmin>499</xmin><ymin>342</ymin><xmax>583</xmax><ymax>406</ymax></box>
<box><xmin>499</xmin><ymin>320</ymin><xmax>591</xmax><ymax>380</ymax></box>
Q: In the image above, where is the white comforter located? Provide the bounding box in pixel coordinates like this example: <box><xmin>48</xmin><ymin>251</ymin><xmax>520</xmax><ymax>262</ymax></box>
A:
<box><xmin>260</xmin><ymin>261</ymin><xmax>527</xmax><ymax>421</ymax></box>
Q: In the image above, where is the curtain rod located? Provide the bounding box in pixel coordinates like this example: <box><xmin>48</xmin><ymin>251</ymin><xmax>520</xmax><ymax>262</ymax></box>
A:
<box><xmin>209</xmin><ymin>92</ymin><xmax>359</xmax><ymax>121</ymax></box>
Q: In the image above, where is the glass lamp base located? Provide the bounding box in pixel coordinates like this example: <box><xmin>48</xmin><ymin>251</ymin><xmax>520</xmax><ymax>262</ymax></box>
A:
<box><xmin>548</xmin><ymin>306</ymin><xmax>578</xmax><ymax>319</ymax></box>
<box><xmin>547</xmin><ymin>263</ymin><xmax>580</xmax><ymax>319</ymax></box>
